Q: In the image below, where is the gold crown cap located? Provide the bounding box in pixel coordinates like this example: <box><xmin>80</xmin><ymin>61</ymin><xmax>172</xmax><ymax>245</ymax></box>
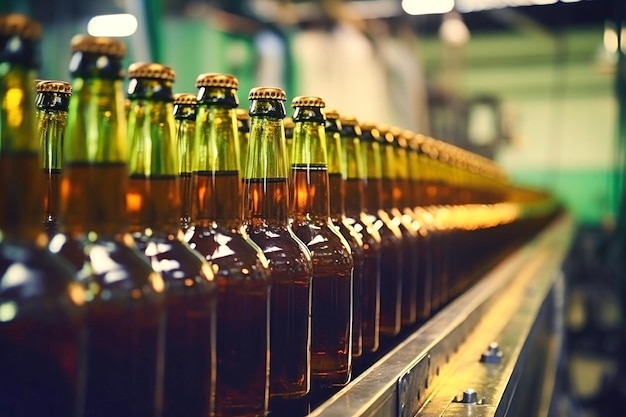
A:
<box><xmin>339</xmin><ymin>114</ymin><xmax>358</xmax><ymax>126</ymax></box>
<box><xmin>70</xmin><ymin>34</ymin><xmax>126</xmax><ymax>57</ymax></box>
<box><xmin>235</xmin><ymin>108</ymin><xmax>250</xmax><ymax>120</ymax></box>
<box><xmin>248</xmin><ymin>86</ymin><xmax>286</xmax><ymax>101</ymax></box>
<box><xmin>173</xmin><ymin>93</ymin><xmax>197</xmax><ymax>105</ymax></box>
<box><xmin>324</xmin><ymin>108</ymin><xmax>340</xmax><ymax>120</ymax></box>
<box><xmin>291</xmin><ymin>95</ymin><xmax>325</xmax><ymax>108</ymax></box>
<box><xmin>128</xmin><ymin>62</ymin><xmax>175</xmax><ymax>81</ymax></box>
<box><xmin>196</xmin><ymin>73</ymin><xmax>239</xmax><ymax>89</ymax></box>
<box><xmin>0</xmin><ymin>14</ymin><xmax>42</xmax><ymax>40</ymax></box>
<box><xmin>284</xmin><ymin>116</ymin><xmax>294</xmax><ymax>129</ymax></box>
<box><xmin>36</xmin><ymin>80</ymin><xmax>72</xmax><ymax>94</ymax></box>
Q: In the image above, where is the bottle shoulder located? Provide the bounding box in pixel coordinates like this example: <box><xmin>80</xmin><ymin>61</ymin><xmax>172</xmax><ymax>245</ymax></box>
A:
<box><xmin>291</xmin><ymin>220</ymin><xmax>353</xmax><ymax>267</ymax></box>
<box><xmin>332</xmin><ymin>218</ymin><xmax>365</xmax><ymax>258</ymax></box>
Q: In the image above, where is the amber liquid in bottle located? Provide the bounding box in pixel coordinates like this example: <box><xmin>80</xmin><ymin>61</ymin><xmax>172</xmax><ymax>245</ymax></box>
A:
<box><xmin>245</xmin><ymin>178</ymin><xmax>312</xmax><ymax>399</ymax></box>
<box><xmin>188</xmin><ymin>170</ymin><xmax>270</xmax><ymax>417</ymax></box>
<box><xmin>291</xmin><ymin>164</ymin><xmax>353</xmax><ymax>386</ymax></box>
<box><xmin>1</xmin><ymin>156</ymin><xmax>85</xmax><ymax>417</ymax></box>
<box><xmin>329</xmin><ymin>172</ymin><xmax>365</xmax><ymax>358</ymax></box>
<box><xmin>57</xmin><ymin>162</ymin><xmax>164</xmax><ymax>417</ymax></box>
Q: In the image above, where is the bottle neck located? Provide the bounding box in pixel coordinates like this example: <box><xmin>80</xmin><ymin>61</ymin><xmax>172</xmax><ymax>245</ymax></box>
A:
<box><xmin>0</xmin><ymin>63</ymin><xmax>43</xmax><ymax>241</ymax></box>
<box><xmin>341</xmin><ymin>133</ymin><xmax>366</xmax><ymax>217</ymax></box>
<box><xmin>290</xmin><ymin>117</ymin><xmax>330</xmax><ymax>221</ymax></box>
<box><xmin>394</xmin><ymin>146</ymin><xmax>410</xmax><ymax>209</ymax></box>
<box><xmin>60</xmin><ymin>75</ymin><xmax>129</xmax><ymax>236</ymax></box>
<box><xmin>408</xmin><ymin>148</ymin><xmax>421</xmax><ymax>207</ymax></box>
<box><xmin>326</xmin><ymin>129</ymin><xmax>345</xmax><ymax>218</ymax></box>
<box><xmin>379</xmin><ymin>140</ymin><xmax>396</xmax><ymax>211</ymax></box>
<box><xmin>243</xmin><ymin>114</ymin><xmax>290</xmax><ymax>225</ymax></box>
<box><xmin>176</xmin><ymin>118</ymin><xmax>196</xmax><ymax>175</ymax></box>
<box><xmin>193</xmin><ymin>105</ymin><xmax>241</xmax><ymax>226</ymax></box>
<box><xmin>126</xmin><ymin>94</ymin><xmax>180</xmax><ymax>233</ymax></box>
<box><xmin>361</xmin><ymin>138</ymin><xmax>382</xmax><ymax>213</ymax></box>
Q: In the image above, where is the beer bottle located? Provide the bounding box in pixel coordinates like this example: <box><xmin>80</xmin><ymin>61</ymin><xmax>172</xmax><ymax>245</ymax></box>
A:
<box><xmin>243</xmin><ymin>87</ymin><xmax>313</xmax><ymax>401</ymax></box>
<box><xmin>382</xmin><ymin>127</ymin><xmax>419</xmax><ymax>327</ymax></box>
<box><xmin>289</xmin><ymin>96</ymin><xmax>353</xmax><ymax>387</ymax></box>
<box><xmin>406</xmin><ymin>131</ymin><xmax>432</xmax><ymax>322</ymax></box>
<box><xmin>359</xmin><ymin>122</ymin><xmax>403</xmax><ymax>338</ymax></box>
<box><xmin>173</xmin><ymin>92</ymin><xmax>197</xmax><ymax>231</ymax></box>
<box><xmin>284</xmin><ymin>116</ymin><xmax>294</xmax><ymax>167</ymax></box>
<box><xmin>51</xmin><ymin>34</ymin><xmax>165</xmax><ymax>417</ymax></box>
<box><xmin>36</xmin><ymin>80</ymin><xmax>71</xmax><ymax>237</ymax></box>
<box><xmin>185</xmin><ymin>73</ymin><xmax>271</xmax><ymax>417</ymax></box>
<box><xmin>339</xmin><ymin>115</ymin><xmax>382</xmax><ymax>355</ymax></box>
<box><xmin>325</xmin><ymin>109</ymin><xmax>365</xmax><ymax>359</ymax></box>
<box><xmin>236</xmin><ymin>107</ymin><xmax>250</xmax><ymax>178</ymax></box>
<box><xmin>126</xmin><ymin>63</ymin><xmax>217</xmax><ymax>417</ymax></box>
<box><xmin>0</xmin><ymin>14</ymin><xmax>86</xmax><ymax>417</ymax></box>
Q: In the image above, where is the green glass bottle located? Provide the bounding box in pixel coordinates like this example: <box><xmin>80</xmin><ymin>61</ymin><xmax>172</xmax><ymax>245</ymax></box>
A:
<box><xmin>325</xmin><ymin>108</ymin><xmax>365</xmax><ymax>359</ymax></box>
<box><xmin>50</xmin><ymin>34</ymin><xmax>165</xmax><ymax>417</ymax></box>
<box><xmin>236</xmin><ymin>107</ymin><xmax>250</xmax><ymax>179</ymax></box>
<box><xmin>36</xmin><ymin>80</ymin><xmax>72</xmax><ymax>237</ymax></box>
<box><xmin>284</xmin><ymin>116</ymin><xmax>294</xmax><ymax>168</ymax></box>
<box><xmin>359</xmin><ymin>122</ymin><xmax>403</xmax><ymax>338</ymax></box>
<box><xmin>289</xmin><ymin>96</ymin><xmax>353</xmax><ymax>387</ymax></box>
<box><xmin>0</xmin><ymin>14</ymin><xmax>86</xmax><ymax>417</ymax></box>
<box><xmin>339</xmin><ymin>115</ymin><xmax>382</xmax><ymax>355</ymax></box>
<box><xmin>173</xmin><ymin>92</ymin><xmax>197</xmax><ymax>232</ymax></box>
<box><xmin>243</xmin><ymin>87</ymin><xmax>313</xmax><ymax>401</ymax></box>
<box><xmin>381</xmin><ymin>126</ymin><xmax>419</xmax><ymax>328</ymax></box>
<box><xmin>126</xmin><ymin>63</ymin><xmax>217</xmax><ymax>417</ymax></box>
<box><xmin>185</xmin><ymin>73</ymin><xmax>271</xmax><ymax>417</ymax></box>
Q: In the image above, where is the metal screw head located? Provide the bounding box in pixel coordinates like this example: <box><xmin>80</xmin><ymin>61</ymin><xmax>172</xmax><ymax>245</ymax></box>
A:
<box><xmin>480</xmin><ymin>342</ymin><xmax>503</xmax><ymax>363</ymax></box>
<box><xmin>461</xmin><ymin>389</ymin><xmax>478</xmax><ymax>403</ymax></box>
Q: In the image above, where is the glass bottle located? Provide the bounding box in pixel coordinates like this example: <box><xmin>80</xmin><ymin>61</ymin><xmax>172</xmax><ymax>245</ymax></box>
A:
<box><xmin>36</xmin><ymin>80</ymin><xmax>72</xmax><ymax>237</ymax></box>
<box><xmin>381</xmin><ymin>126</ymin><xmax>419</xmax><ymax>328</ymax></box>
<box><xmin>289</xmin><ymin>96</ymin><xmax>353</xmax><ymax>387</ymax></box>
<box><xmin>339</xmin><ymin>115</ymin><xmax>382</xmax><ymax>355</ymax></box>
<box><xmin>173</xmin><ymin>92</ymin><xmax>197</xmax><ymax>232</ymax></box>
<box><xmin>243</xmin><ymin>87</ymin><xmax>313</xmax><ymax>401</ymax></box>
<box><xmin>50</xmin><ymin>34</ymin><xmax>166</xmax><ymax>417</ymax></box>
<box><xmin>0</xmin><ymin>14</ymin><xmax>86</xmax><ymax>417</ymax></box>
<box><xmin>359</xmin><ymin>122</ymin><xmax>403</xmax><ymax>338</ymax></box>
<box><xmin>236</xmin><ymin>107</ymin><xmax>250</xmax><ymax>178</ymax></box>
<box><xmin>284</xmin><ymin>116</ymin><xmax>294</xmax><ymax>168</ymax></box>
<box><xmin>185</xmin><ymin>73</ymin><xmax>271</xmax><ymax>417</ymax></box>
<box><xmin>325</xmin><ymin>109</ymin><xmax>365</xmax><ymax>359</ymax></box>
<box><xmin>126</xmin><ymin>63</ymin><xmax>217</xmax><ymax>417</ymax></box>
<box><xmin>405</xmin><ymin>131</ymin><xmax>432</xmax><ymax>322</ymax></box>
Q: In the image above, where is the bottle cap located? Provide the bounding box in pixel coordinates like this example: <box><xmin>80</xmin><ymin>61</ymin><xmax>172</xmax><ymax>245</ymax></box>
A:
<box><xmin>339</xmin><ymin>114</ymin><xmax>358</xmax><ymax>126</ymax></box>
<box><xmin>235</xmin><ymin>108</ymin><xmax>249</xmax><ymax>120</ymax></box>
<box><xmin>128</xmin><ymin>62</ymin><xmax>175</xmax><ymax>81</ymax></box>
<box><xmin>324</xmin><ymin>108</ymin><xmax>340</xmax><ymax>120</ymax></box>
<box><xmin>36</xmin><ymin>80</ymin><xmax>72</xmax><ymax>94</ymax></box>
<box><xmin>284</xmin><ymin>117</ymin><xmax>294</xmax><ymax>130</ymax></box>
<box><xmin>0</xmin><ymin>14</ymin><xmax>42</xmax><ymax>40</ymax></box>
<box><xmin>70</xmin><ymin>34</ymin><xmax>126</xmax><ymax>57</ymax></box>
<box><xmin>173</xmin><ymin>93</ymin><xmax>197</xmax><ymax>105</ymax></box>
<box><xmin>196</xmin><ymin>73</ymin><xmax>239</xmax><ymax>89</ymax></box>
<box><xmin>248</xmin><ymin>86</ymin><xmax>286</xmax><ymax>101</ymax></box>
<box><xmin>291</xmin><ymin>96</ymin><xmax>325</xmax><ymax>108</ymax></box>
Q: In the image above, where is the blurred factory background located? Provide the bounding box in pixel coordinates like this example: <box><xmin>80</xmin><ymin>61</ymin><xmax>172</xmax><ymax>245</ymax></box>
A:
<box><xmin>4</xmin><ymin>1</ymin><xmax>625</xmax><ymax>415</ymax></box>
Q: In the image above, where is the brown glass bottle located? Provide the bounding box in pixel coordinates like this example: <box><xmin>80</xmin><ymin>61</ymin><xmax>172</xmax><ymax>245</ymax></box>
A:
<box><xmin>359</xmin><ymin>122</ymin><xmax>403</xmax><ymax>338</ymax></box>
<box><xmin>173</xmin><ymin>92</ymin><xmax>197</xmax><ymax>231</ymax></box>
<box><xmin>36</xmin><ymin>80</ymin><xmax>72</xmax><ymax>238</ymax></box>
<box><xmin>381</xmin><ymin>127</ymin><xmax>419</xmax><ymax>328</ymax></box>
<box><xmin>339</xmin><ymin>115</ymin><xmax>382</xmax><ymax>354</ymax></box>
<box><xmin>405</xmin><ymin>132</ymin><xmax>432</xmax><ymax>322</ymax></box>
<box><xmin>325</xmin><ymin>109</ymin><xmax>365</xmax><ymax>359</ymax></box>
<box><xmin>126</xmin><ymin>63</ymin><xmax>217</xmax><ymax>417</ymax></box>
<box><xmin>50</xmin><ymin>34</ymin><xmax>165</xmax><ymax>417</ymax></box>
<box><xmin>0</xmin><ymin>15</ymin><xmax>87</xmax><ymax>417</ymax></box>
<box><xmin>289</xmin><ymin>96</ymin><xmax>353</xmax><ymax>387</ymax></box>
<box><xmin>243</xmin><ymin>87</ymin><xmax>313</xmax><ymax>401</ymax></box>
<box><xmin>184</xmin><ymin>73</ymin><xmax>271</xmax><ymax>417</ymax></box>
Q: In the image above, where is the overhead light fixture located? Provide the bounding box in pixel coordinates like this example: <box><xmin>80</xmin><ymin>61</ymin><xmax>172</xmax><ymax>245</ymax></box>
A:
<box><xmin>87</xmin><ymin>14</ymin><xmax>138</xmax><ymax>37</ymax></box>
<box><xmin>401</xmin><ymin>0</ymin><xmax>455</xmax><ymax>16</ymax></box>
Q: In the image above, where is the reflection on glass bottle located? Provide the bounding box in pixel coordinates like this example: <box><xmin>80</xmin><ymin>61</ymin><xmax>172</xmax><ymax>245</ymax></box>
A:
<box><xmin>289</xmin><ymin>96</ymin><xmax>353</xmax><ymax>388</ymax></box>
<box><xmin>325</xmin><ymin>109</ymin><xmax>365</xmax><ymax>359</ymax></box>
<box><xmin>185</xmin><ymin>73</ymin><xmax>271</xmax><ymax>417</ymax></box>
<box><xmin>0</xmin><ymin>14</ymin><xmax>86</xmax><ymax>417</ymax></box>
<box><xmin>243</xmin><ymin>87</ymin><xmax>313</xmax><ymax>401</ymax></box>
<box><xmin>126</xmin><ymin>63</ymin><xmax>217</xmax><ymax>417</ymax></box>
<box><xmin>50</xmin><ymin>34</ymin><xmax>165</xmax><ymax>417</ymax></box>
<box><xmin>173</xmin><ymin>92</ymin><xmax>197</xmax><ymax>232</ymax></box>
<box><xmin>338</xmin><ymin>115</ymin><xmax>382</xmax><ymax>355</ymax></box>
<box><xmin>236</xmin><ymin>107</ymin><xmax>251</xmax><ymax>180</ymax></box>
<box><xmin>36</xmin><ymin>80</ymin><xmax>71</xmax><ymax>238</ymax></box>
